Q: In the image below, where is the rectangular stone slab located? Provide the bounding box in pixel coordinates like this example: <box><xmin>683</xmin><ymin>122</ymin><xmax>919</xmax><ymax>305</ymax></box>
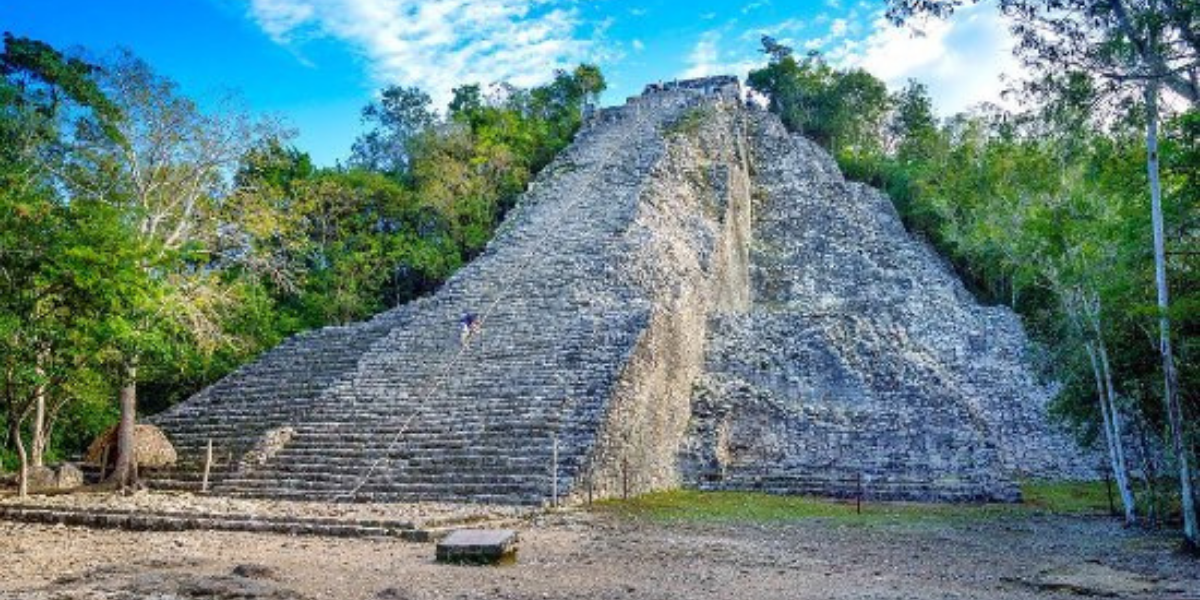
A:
<box><xmin>435</xmin><ymin>529</ymin><xmax>519</xmax><ymax>565</ymax></box>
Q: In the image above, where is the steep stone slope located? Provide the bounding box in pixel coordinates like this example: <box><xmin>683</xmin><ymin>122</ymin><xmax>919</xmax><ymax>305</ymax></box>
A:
<box><xmin>152</xmin><ymin>80</ymin><xmax>754</xmax><ymax>503</ymax></box>
<box><xmin>152</xmin><ymin>77</ymin><xmax>1093</xmax><ymax>505</ymax></box>
<box><xmin>679</xmin><ymin>112</ymin><xmax>1095</xmax><ymax>501</ymax></box>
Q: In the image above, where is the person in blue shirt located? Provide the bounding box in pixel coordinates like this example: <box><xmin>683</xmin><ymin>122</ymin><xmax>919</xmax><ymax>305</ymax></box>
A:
<box><xmin>459</xmin><ymin>312</ymin><xmax>481</xmax><ymax>346</ymax></box>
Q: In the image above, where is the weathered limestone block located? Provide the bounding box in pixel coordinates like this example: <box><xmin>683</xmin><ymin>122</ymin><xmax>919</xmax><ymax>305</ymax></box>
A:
<box><xmin>55</xmin><ymin>463</ymin><xmax>84</xmax><ymax>489</ymax></box>
<box><xmin>239</xmin><ymin>427</ymin><xmax>296</xmax><ymax>472</ymax></box>
<box><xmin>26</xmin><ymin>466</ymin><xmax>56</xmax><ymax>491</ymax></box>
<box><xmin>436</xmin><ymin>529</ymin><xmax>519</xmax><ymax>565</ymax></box>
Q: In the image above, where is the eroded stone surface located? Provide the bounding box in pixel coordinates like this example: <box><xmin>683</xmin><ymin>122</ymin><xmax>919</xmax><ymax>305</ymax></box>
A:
<box><xmin>147</xmin><ymin>76</ymin><xmax>1094</xmax><ymax>505</ymax></box>
<box><xmin>679</xmin><ymin>111</ymin><xmax>1097</xmax><ymax>501</ymax></box>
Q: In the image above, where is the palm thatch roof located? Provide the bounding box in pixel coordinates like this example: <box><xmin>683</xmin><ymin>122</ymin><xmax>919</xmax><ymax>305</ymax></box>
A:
<box><xmin>86</xmin><ymin>424</ymin><xmax>177</xmax><ymax>468</ymax></box>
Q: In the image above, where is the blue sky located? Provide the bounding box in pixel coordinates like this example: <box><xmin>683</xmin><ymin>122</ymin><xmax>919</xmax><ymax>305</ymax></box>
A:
<box><xmin>4</xmin><ymin>0</ymin><xmax>1020</xmax><ymax>166</ymax></box>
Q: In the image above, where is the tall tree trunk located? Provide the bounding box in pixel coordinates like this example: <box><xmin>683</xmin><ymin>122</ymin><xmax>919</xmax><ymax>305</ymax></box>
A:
<box><xmin>1087</xmin><ymin>342</ymin><xmax>1136</xmax><ymax>524</ymax></box>
<box><xmin>30</xmin><ymin>349</ymin><xmax>50</xmax><ymax>468</ymax></box>
<box><xmin>30</xmin><ymin>383</ymin><xmax>45</xmax><ymax>468</ymax></box>
<box><xmin>5</xmin><ymin>415</ymin><xmax>19</xmax><ymax>471</ymax></box>
<box><xmin>110</xmin><ymin>358</ymin><xmax>139</xmax><ymax>489</ymax></box>
<box><xmin>1097</xmin><ymin>338</ymin><xmax>1138</xmax><ymax>525</ymax></box>
<box><xmin>15</xmin><ymin>415</ymin><xmax>28</xmax><ymax>499</ymax></box>
<box><xmin>1145</xmin><ymin>82</ymin><xmax>1197</xmax><ymax>549</ymax></box>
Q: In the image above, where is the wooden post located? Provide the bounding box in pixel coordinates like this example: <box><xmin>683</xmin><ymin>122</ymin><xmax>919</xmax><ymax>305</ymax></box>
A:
<box><xmin>622</xmin><ymin>456</ymin><xmax>629</xmax><ymax>500</ymax></box>
<box><xmin>856</xmin><ymin>472</ymin><xmax>863</xmax><ymax>515</ymax></box>
<box><xmin>551</xmin><ymin>437</ymin><xmax>559</xmax><ymax>508</ymax></box>
<box><xmin>1104</xmin><ymin>466</ymin><xmax>1116</xmax><ymax>517</ymax></box>
<box><xmin>201</xmin><ymin>439</ymin><xmax>213</xmax><ymax>493</ymax></box>
<box><xmin>99</xmin><ymin>444</ymin><xmax>109</xmax><ymax>482</ymax></box>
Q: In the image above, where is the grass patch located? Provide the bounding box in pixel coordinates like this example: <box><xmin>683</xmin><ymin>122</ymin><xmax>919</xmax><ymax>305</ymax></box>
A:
<box><xmin>1021</xmin><ymin>480</ymin><xmax>1114</xmax><ymax>515</ymax></box>
<box><xmin>595</xmin><ymin>482</ymin><xmax>1114</xmax><ymax>525</ymax></box>
<box><xmin>662</xmin><ymin>107</ymin><xmax>711</xmax><ymax>138</ymax></box>
<box><xmin>597</xmin><ymin>489</ymin><xmax>859</xmax><ymax>522</ymax></box>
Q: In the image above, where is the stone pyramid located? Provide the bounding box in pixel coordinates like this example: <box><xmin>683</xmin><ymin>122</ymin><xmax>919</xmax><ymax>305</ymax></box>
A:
<box><xmin>151</xmin><ymin>77</ymin><xmax>1094</xmax><ymax>504</ymax></box>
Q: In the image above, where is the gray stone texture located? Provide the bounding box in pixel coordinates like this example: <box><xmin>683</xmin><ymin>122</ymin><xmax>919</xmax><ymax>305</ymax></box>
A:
<box><xmin>678</xmin><ymin>110</ymin><xmax>1097</xmax><ymax>501</ymax></box>
<box><xmin>150</xmin><ymin>77</ymin><xmax>1094</xmax><ymax>505</ymax></box>
<box><xmin>435</xmin><ymin>529</ymin><xmax>519</xmax><ymax>564</ymax></box>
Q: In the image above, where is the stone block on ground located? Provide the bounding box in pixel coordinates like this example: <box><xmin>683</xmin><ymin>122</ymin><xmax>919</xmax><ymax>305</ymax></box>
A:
<box><xmin>435</xmin><ymin>529</ymin><xmax>519</xmax><ymax>565</ymax></box>
<box><xmin>55</xmin><ymin>463</ymin><xmax>84</xmax><ymax>489</ymax></box>
<box><xmin>26</xmin><ymin>466</ymin><xmax>56</xmax><ymax>491</ymax></box>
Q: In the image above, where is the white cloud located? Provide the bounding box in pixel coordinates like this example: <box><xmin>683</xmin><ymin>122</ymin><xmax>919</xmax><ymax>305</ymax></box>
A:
<box><xmin>798</xmin><ymin>15</ymin><xmax>861</xmax><ymax>51</ymax></box>
<box><xmin>829</xmin><ymin>18</ymin><xmax>848</xmax><ymax>37</ymax></box>
<box><xmin>246</xmin><ymin>0</ymin><xmax>596</xmax><ymax>107</ymax></box>
<box><xmin>742</xmin><ymin>17</ymin><xmax>805</xmax><ymax>43</ymax></box>
<box><xmin>682</xmin><ymin>31</ymin><xmax>722</xmax><ymax>78</ymax></box>
<box><xmin>631</xmin><ymin>39</ymin><xmax>645</xmax><ymax>52</ymax></box>
<box><xmin>742</xmin><ymin>1</ymin><xmax>769</xmax><ymax>14</ymax></box>
<box><xmin>681</xmin><ymin>30</ymin><xmax>762</xmax><ymax>80</ymax></box>
<box><xmin>740</xmin><ymin>3</ymin><xmax>1020</xmax><ymax>114</ymax></box>
<box><xmin>835</xmin><ymin>3</ymin><xmax>1023</xmax><ymax>114</ymax></box>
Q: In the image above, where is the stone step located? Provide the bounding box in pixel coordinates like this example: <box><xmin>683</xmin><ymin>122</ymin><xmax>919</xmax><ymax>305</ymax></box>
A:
<box><xmin>0</xmin><ymin>504</ymin><xmax>436</xmax><ymax>540</ymax></box>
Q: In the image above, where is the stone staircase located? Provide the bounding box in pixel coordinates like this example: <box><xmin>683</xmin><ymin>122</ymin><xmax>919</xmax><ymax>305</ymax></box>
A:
<box><xmin>151</xmin><ymin>80</ymin><xmax>751</xmax><ymax>504</ymax></box>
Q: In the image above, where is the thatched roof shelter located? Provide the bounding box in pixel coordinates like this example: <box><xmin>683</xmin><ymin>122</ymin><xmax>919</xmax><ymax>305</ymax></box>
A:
<box><xmin>86</xmin><ymin>424</ymin><xmax>177</xmax><ymax>468</ymax></box>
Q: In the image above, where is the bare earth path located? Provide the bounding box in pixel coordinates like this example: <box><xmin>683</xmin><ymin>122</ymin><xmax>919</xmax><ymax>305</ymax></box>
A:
<box><xmin>2</xmin><ymin>508</ymin><xmax>1198</xmax><ymax>599</ymax></box>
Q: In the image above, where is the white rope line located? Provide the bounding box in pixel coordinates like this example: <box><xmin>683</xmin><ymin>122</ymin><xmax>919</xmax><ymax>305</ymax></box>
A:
<box><xmin>331</xmin><ymin>94</ymin><xmax>699</xmax><ymax>500</ymax></box>
<box><xmin>333</xmin><ymin>242</ymin><xmax>546</xmax><ymax>500</ymax></box>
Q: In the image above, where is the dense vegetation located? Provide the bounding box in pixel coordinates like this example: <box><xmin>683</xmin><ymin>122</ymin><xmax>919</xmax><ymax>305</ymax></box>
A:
<box><xmin>0</xmin><ymin>31</ymin><xmax>603</xmax><ymax>488</ymax></box>
<box><xmin>748</xmin><ymin>0</ymin><xmax>1197</xmax><ymax>547</ymax></box>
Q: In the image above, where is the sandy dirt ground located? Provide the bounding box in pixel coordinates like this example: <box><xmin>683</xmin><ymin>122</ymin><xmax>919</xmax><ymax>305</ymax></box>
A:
<box><xmin>2</xmin><ymin>509</ymin><xmax>1198</xmax><ymax>600</ymax></box>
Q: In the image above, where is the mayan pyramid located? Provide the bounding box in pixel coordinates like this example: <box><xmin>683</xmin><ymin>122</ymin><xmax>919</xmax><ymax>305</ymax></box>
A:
<box><xmin>151</xmin><ymin>77</ymin><xmax>1095</xmax><ymax>504</ymax></box>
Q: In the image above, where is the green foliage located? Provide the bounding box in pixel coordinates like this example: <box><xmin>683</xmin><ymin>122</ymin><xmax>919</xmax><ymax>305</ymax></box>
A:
<box><xmin>0</xmin><ymin>34</ymin><xmax>141</xmax><ymax>468</ymax></box>
<box><xmin>599</xmin><ymin>489</ymin><xmax>868</xmax><ymax>522</ymax></box>
<box><xmin>1021</xmin><ymin>481</ymin><xmax>1117</xmax><ymax>515</ymax></box>
<box><xmin>747</xmin><ymin>39</ymin><xmax>888</xmax><ymax>156</ymax></box>
<box><xmin>350</xmin><ymin>86</ymin><xmax>436</xmax><ymax>177</ymax></box>
<box><xmin>662</xmin><ymin>107</ymin><xmax>710</xmax><ymax>138</ymax></box>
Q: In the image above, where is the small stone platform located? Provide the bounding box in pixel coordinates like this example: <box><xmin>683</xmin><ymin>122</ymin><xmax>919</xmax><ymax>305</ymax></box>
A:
<box><xmin>0</xmin><ymin>491</ymin><xmax>530</xmax><ymax>542</ymax></box>
<box><xmin>436</xmin><ymin>529</ymin><xmax>519</xmax><ymax>565</ymax></box>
